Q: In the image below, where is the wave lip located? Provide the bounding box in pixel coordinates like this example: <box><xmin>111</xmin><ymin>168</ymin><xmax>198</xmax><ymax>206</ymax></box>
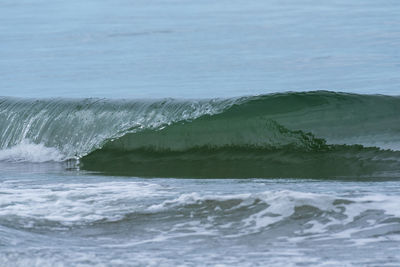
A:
<box><xmin>0</xmin><ymin>96</ymin><xmax>240</xmax><ymax>159</ymax></box>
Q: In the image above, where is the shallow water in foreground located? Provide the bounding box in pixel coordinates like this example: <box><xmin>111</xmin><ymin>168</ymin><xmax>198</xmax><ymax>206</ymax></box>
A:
<box><xmin>1</xmin><ymin>163</ymin><xmax>400</xmax><ymax>266</ymax></box>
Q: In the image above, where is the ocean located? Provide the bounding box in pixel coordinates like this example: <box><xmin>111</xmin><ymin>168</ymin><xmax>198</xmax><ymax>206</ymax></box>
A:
<box><xmin>1</xmin><ymin>0</ymin><xmax>400</xmax><ymax>266</ymax></box>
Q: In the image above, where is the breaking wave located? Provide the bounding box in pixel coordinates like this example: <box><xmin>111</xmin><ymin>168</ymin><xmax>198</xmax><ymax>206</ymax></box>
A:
<box><xmin>1</xmin><ymin>91</ymin><xmax>400</xmax><ymax>178</ymax></box>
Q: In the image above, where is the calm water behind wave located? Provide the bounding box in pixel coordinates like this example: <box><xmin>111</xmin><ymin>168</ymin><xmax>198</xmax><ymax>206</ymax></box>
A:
<box><xmin>1</xmin><ymin>0</ymin><xmax>400</xmax><ymax>98</ymax></box>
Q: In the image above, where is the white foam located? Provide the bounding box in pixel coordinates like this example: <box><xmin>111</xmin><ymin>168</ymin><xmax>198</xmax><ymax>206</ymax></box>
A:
<box><xmin>0</xmin><ymin>140</ymin><xmax>65</xmax><ymax>163</ymax></box>
<box><xmin>146</xmin><ymin>189</ymin><xmax>400</xmax><ymax>240</ymax></box>
<box><xmin>2</xmin><ymin>178</ymin><xmax>400</xmax><ymax>246</ymax></box>
<box><xmin>0</xmin><ymin>181</ymin><xmax>169</xmax><ymax>227</ymax></box>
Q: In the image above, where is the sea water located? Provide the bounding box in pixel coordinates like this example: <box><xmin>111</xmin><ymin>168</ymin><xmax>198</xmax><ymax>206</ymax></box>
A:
<box><xmin>1</xmin><ymin>0</ymin><xmax>400</xmax><ymax>266</ymax></box>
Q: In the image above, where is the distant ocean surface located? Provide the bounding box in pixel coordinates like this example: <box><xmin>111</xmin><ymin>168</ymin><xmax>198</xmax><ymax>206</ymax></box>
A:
<box><xmin>1</xmin><ymin>0</ymin><xmax>400</xmax><ymax>266</ymax></box>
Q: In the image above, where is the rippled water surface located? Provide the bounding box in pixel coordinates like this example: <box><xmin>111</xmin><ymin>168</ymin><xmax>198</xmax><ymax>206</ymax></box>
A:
<box><xmin>1</xmin><ymin>0</ymin><xmax>400</xmax><ymax>98</ymax></box>
<box><xmin>2</xmin><ymin>165</ymin><xmax>400</xmax><ymax>266</ymax></box>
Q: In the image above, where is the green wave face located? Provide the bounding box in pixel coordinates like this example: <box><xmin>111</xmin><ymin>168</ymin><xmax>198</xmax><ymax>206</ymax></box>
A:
<box><xmin>0</xmin><ymin>97</ymin><xmax>239</xmax><ymax>158</ymax></box>
<box><xmin>1</xmin><ymin>91</ymin><xmax>400</xmax><ymax>178</ymax></box>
